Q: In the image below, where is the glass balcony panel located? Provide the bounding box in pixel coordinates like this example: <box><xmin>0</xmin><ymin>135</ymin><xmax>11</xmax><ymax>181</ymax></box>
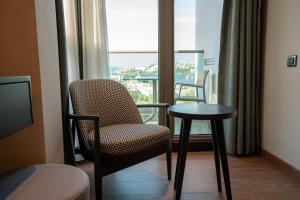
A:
<box><xmin>174</xmin><ymin>0</ymin><xmax>223</xmax><ymax>136</ymax></box>
<box><xmin>109</xmin><ymin>52</ymin><xmax>159</xmax><ymax>124</ymax></box>
<box><xmin>106</xmin><ymin>0</ymin><xmax>159</xmax><ymax>124</ymax></box>
<box><xmin>174</xmin><ymin>51</ymin><xmax>211</xmax><ymax>135</ymax></box>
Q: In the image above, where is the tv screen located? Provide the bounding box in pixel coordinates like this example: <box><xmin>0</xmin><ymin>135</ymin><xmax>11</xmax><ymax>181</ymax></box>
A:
<box><xmin>0</xmin><ymin>76</ymin><xmax>33</xmax><ymax>139</ymax></box>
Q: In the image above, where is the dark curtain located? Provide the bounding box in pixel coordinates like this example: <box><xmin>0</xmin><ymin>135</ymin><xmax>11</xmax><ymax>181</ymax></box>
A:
<box><xmin>218</xmin><ymin>0</ymin><xmax>263</xmax><ymax>155</ymax></box>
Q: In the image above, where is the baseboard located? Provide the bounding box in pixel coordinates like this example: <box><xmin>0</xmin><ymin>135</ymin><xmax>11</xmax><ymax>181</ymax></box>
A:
<box><xmin>261</xmin><ymin>149</ymin><xmax>300</xmax><ymax>179</ymax></box>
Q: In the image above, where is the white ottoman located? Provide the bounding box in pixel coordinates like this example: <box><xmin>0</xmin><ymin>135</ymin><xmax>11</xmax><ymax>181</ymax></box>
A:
<box><xmin>3</xmin><ymin>164</ymin><xmax>89</xmax><ymax>200</ymax></box>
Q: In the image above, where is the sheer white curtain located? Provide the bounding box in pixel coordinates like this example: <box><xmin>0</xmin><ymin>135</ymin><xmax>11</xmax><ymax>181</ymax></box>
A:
<box><xmin>82</xmin><ymin>0</ymin><xmax>110</xmax><ymax>79</ymax></box>
<box><xmin>61</xmin><ymin>0</ymin><xmax>109</xmax><ymax>151</ymax></box>
<box><xmin>63</xmin><ymin>0</ymin><xmax>109</xmax><ymax>80</ymax></box>
<box><xmin>63</xmin><ymin>0</ymin><xmax>80</xmax><ymax>82</ymax></box>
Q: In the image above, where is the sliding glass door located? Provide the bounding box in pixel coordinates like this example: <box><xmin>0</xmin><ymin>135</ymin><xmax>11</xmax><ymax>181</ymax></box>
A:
<box><xmin>106</xmin><ymin>0</ymin><xmax>223</xmax><ymax>149</ymax></box>
<box><xmin>173</xmin><ymin>0</ymin><xmax>223</xmax><ymax>144</ymax></box>
<box><xmin>106</xmin><ymin>0</ymin><xmax>159</xmax><ymax>123</ymax></box>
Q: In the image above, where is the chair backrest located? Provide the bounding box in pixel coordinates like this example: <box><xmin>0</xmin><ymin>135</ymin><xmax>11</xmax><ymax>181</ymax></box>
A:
<box><xmin>195</xmin><ymin>70</ymin><xmax>209</xmax><ymax>86</ymax></box>
<box><xmin>70</xmin><ymin>79</ymin><xmax>143</xmax><ymax>136</ymax></box>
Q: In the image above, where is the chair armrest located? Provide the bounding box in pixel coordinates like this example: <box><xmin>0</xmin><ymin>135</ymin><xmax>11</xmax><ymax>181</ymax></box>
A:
<box><xmin>67</xmin><ymin>113</ymin><xmax>100</xmax><ymax>121</ymax></box>
<box><xmin>67</xmin><ymin>113</ymin><xmax>101</xmax><ymax>160</ymax></box>
<box><xmin>175</xmin><ymin>83</ymin><xmax>203</xmax><ymax>88</ymax></box>
<box><xmin>136</xmin><ymin>103</ymin><xmax>169</xmax><ymax>108</ymax></box>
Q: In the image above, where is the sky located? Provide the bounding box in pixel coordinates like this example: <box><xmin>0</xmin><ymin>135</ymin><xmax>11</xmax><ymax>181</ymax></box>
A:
<box><xmin>105</xmin><ymin>0</ymin><xmax>223</xmax><ymax>71</ymax></box>
<box><xmin>106</xmin><ymin>0</ymin><xmax>197</xmax><ymax>51</ymax></box>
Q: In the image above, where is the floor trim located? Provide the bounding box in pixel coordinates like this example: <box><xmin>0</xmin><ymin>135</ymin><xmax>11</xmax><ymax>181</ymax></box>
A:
<box><xmin>261</xmin><ymin>149</ymin><xmax>300</xmax><ymax>179</ymax></box>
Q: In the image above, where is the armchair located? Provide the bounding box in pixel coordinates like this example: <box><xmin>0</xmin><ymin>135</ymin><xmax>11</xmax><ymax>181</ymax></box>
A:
<box><xmin>175</xmin><ymin>70</ymin><xmax>209</xmax><ymax>104</ymax></box>
<box><xmin>67</xmin><ymin>79</ymin><xmax>172</xmax><ymax>200</ymax></box>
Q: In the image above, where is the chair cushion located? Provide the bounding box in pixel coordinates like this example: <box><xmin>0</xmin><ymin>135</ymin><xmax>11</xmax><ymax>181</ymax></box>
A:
<box><xmin>87</xmin><ymin>124</ymin><xmax>170</xmax><ymax>155</ymax></box>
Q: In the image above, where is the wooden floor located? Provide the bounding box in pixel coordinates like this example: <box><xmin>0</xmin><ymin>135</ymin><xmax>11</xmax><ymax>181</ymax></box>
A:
<box><xmin>78</xmin><ymin>152</ymin><xmax>300</xmax><ymax>200</ymax></box>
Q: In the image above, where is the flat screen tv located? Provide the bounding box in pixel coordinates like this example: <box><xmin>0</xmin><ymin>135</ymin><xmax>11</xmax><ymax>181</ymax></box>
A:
<box><xmin>0</xmin><ymin>76</ymin><xmax>33</xmax><ymax>139</ymax></box>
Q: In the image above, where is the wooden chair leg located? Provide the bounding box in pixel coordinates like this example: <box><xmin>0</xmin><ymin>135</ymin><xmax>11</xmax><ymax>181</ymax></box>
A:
<box><xmin>94</xmin><ymin>162</ymin><xmax>103</xmax><ymax>200</ymax></box>
<box><xmin>166</xmin><ymin>147</ymin><xmax>172</xmax><ymax>180</ymax></box>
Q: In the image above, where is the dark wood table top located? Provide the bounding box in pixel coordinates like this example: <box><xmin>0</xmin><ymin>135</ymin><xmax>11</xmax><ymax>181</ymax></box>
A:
<box><xmin>168</xmin><ymin>104</ymin><xmax>236</xmax><ymax>120</ymax></box>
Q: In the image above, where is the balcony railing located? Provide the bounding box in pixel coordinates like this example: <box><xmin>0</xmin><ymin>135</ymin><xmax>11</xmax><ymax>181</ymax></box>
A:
<box><xmin>108</xmin><ymin>50</ymin><xmax>218</xmax><ymax>133</ymax></box>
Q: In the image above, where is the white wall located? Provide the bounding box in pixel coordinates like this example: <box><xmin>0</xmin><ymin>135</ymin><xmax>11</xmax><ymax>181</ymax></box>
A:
<box><xmin>35</xmin><ymin>0</ymin><xmax>64</xmax><ymax>163</ymax></box>
<box><xmin>196</xmin><ymin>0</ymin><xmax>223</xmax><ymax>71</ymax></box>
<box><xmin>262</xmin><ymin>0</ymin><xmax>300</xmax><ymax>170</ymax></box>
<box><xmin>195</xmin><ymin>0</ymin><xmax>223</xmax><ymax>103</ymax></box>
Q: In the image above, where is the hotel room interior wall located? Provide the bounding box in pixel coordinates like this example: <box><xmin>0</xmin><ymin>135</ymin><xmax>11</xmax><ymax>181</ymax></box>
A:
<box><xmin>262</xmin><ymin>0</ymin><xmax>300</xmax><ymax>170</ymax></box>
<box><xmin>35</xmin><ymin>0</ymin><xmax>64</xmax><ymax>163</ymax></box>
<box><xmin>0</xmin><ymin>0</ymin><xmax>46</xmax><ymax>173</ymax></box>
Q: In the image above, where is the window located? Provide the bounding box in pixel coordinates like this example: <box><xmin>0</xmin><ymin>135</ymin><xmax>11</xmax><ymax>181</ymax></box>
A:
<box><xmin>106</xmin><ymin>0</ymin><xmax>223</xmax><ymax>147</ymax></box>
<box><xmin>106</xmin><ymin>0</ymin><xmax>159</xmax><ymax>123</ymax></box>
<box><xmin>174</xmin><ymin>0</ymin><xmax>223</xmax><ymax>136</ymax></box>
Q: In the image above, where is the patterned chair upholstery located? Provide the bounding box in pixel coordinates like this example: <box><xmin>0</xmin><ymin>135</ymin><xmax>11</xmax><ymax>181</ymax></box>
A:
<box><xmin>69</xmin><ymin>79</ymin><xmax>172</xmax><ymax>200</ymax></box>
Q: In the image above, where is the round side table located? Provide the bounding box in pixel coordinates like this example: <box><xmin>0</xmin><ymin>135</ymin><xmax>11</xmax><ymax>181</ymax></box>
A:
<box><xmin>168</xmin><ymin>104</ymin><xmax>236</xmax><ymax>200</ymax></box>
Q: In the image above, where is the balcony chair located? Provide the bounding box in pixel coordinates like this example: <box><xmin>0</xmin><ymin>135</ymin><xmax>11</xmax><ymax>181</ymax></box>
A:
<box><xmin>68</xmin><ymin>79</ymin><xmax>172</xmax><ymax>200</ymax></box>
<box><xmin>175</xmin><ymin>70</ymin><xmax>209</xmax><ymax>104</ymax></box>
